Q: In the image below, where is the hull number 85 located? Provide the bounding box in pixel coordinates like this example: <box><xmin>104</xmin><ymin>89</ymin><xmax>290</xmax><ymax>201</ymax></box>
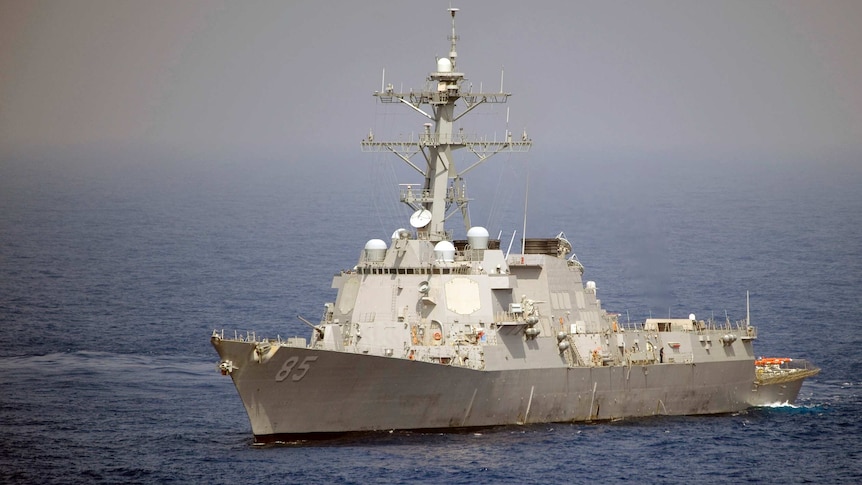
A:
<box><xmin>275</xmin><ymin>356</ymin><xmax>318</xmax><ymax>382</ymax></box>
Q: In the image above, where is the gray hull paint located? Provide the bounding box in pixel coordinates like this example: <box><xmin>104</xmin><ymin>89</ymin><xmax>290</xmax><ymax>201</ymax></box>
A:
<box><xmin>214</xmin><ymin>339</ymin><xmax>774</xmax><ymax>439</ymax></box>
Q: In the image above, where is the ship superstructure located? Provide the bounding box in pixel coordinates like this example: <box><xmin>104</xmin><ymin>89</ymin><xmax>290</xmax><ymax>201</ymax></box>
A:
<box><xmin>212</xmin><ymin>8</ymin><xmax>818</xmax><ymax>441</ymax></box>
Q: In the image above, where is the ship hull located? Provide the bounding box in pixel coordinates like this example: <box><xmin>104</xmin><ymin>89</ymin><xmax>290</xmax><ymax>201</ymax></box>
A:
<box><xmin>213</xmin><ymin>338</ymin><xmax>787</xmax><ymax>441</ymax></box>
<box><xmin>750</xmin><ymin>379</ymin><xmax>805</xmax><ymax>406</ymax></box>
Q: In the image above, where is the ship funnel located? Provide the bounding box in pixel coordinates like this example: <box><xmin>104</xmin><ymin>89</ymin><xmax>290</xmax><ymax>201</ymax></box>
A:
<box><xmin>364</xmin><ymin>239</ymin><xmax>387</xmax><ymax>262</ymax></box>
<box><xmin>433</xmin><ymin>240</ymin><xmax>456</xmax><ymax>262</ymax></box>
<box><xmin>467</xmin><ymin>226</ymin><xmax>490</xmax><ymax>250</ymax></box>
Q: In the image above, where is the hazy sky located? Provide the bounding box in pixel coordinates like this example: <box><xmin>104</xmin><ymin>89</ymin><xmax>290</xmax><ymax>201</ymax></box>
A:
<box><xmin>2</xmin><ymin>0</ymin><xmax>861</xmax><ymax>164</ymax></box>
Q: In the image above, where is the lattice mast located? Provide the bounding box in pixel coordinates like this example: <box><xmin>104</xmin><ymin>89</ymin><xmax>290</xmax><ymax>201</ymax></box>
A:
<box><xmin>361</xmin><ymin>8</ymin><xmax>532</xmax><ymax>242</ymax></box>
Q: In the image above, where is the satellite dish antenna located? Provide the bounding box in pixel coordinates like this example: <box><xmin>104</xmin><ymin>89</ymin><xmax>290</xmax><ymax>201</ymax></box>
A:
<box><xmin>409</xmin><ymin>209</ymin><xmax>432</xmax><ymax>228</ymax></box>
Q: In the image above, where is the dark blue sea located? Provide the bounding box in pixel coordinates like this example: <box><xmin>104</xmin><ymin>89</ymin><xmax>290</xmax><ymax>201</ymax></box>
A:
<box><xmin>2</xmin><ymin>148</ymin><xmax>861</xmax><ymax>483</ymax></box>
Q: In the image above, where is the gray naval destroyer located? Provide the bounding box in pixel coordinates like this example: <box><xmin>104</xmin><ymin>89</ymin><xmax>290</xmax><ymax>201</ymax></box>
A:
<box><xmin>212</xmin><ymin>8</ymin><xmax>819</xmax><ymax>441</ymax></box>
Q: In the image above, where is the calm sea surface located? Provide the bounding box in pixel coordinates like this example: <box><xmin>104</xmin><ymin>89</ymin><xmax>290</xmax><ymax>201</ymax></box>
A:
<box><xmin>1</xmin><ymin>151</ymin><xmax>860</xmax><ymax>483</ymax></box>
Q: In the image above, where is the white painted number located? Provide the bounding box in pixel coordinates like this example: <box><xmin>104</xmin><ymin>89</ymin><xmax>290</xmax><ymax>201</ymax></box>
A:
<box><xmin>275</xmin><ymin>356</ymin><xmax>318</xmax><ymax>382</ymax></box>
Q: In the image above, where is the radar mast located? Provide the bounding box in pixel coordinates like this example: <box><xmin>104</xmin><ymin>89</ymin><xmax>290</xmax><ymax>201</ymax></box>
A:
<box><xmin>362</xmin><ymin>8</ymin><xmax>532</xmax><ymax>242</ymax></box>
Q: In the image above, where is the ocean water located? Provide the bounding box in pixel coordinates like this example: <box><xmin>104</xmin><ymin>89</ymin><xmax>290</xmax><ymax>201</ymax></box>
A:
<box><xmin>1</xmin><ymin>150</ymin><xmax>861</xmax><ymax>483</ymax></box>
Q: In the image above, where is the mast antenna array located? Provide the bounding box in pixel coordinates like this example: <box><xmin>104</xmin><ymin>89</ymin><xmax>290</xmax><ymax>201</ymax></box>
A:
<box><xmin>448</xmin><ymin>7</ymin><xmax>459</xmax><ymax>68</ymax></box>
<box><xmin>362</xmin><ymin>8</ymin><xmax>532</xmax><ymax>241</ymax></box>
